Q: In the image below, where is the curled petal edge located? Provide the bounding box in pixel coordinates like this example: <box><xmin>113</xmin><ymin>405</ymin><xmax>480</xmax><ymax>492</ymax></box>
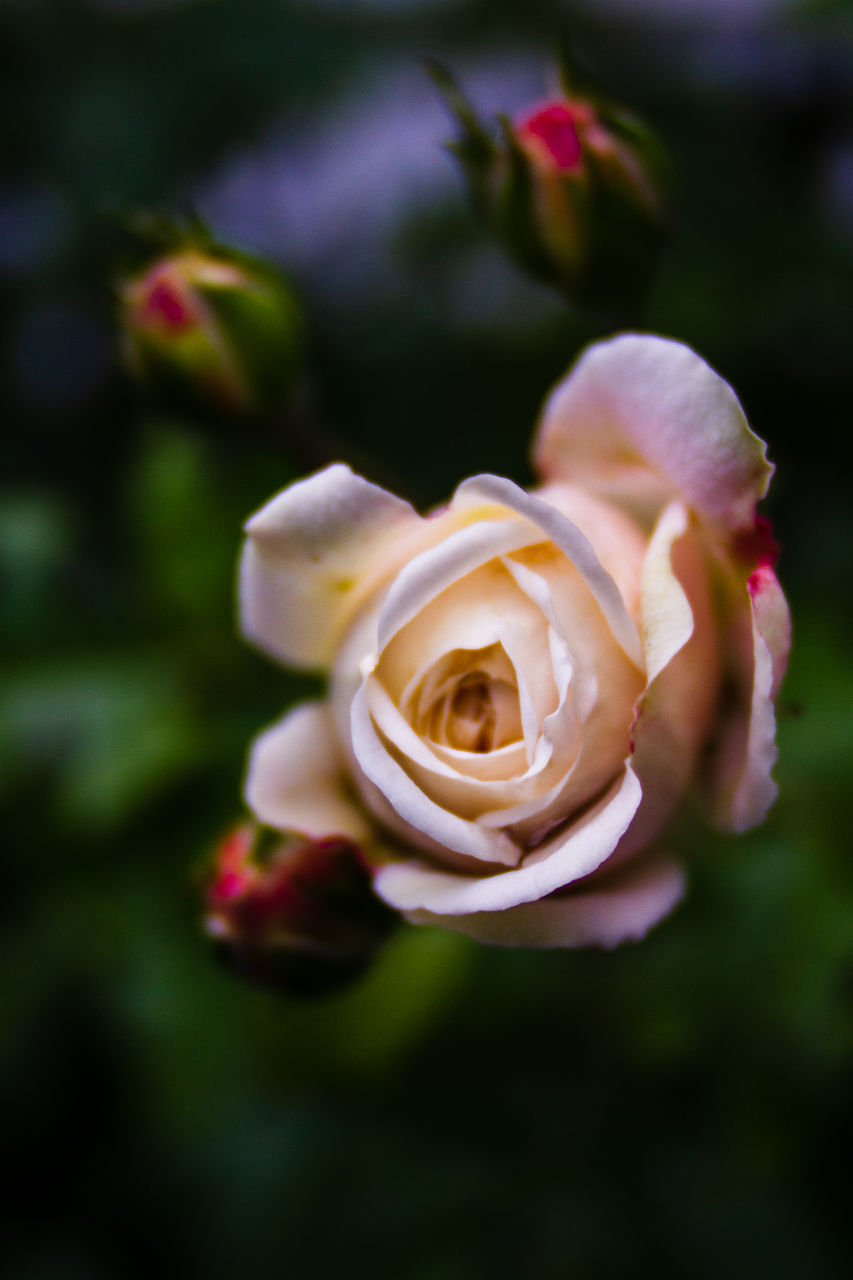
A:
<box><xmin>240</xmin><ymin>463</ymin><xmax>420</xmax><ymax>671</ymax></box>
<box><xmin>534</xmin><ymin>334</ymin><xmax>774</xmax><ymax>533</ymax></box>
<box><xmin>402</xmin><ymin>852</ymin><xmax>686</xmax><ymax>949</ymax></box>
<box><xmin>373</xmin><ymin>764</ymin><xmax>642</xmax><ymax>915</ymax></box>
<box><xmin>244</xmin><ymin>700</ymin><xmax>373</xmax><ymax>843</ymax></box>
<box><xmin>706</xmin><ymin>563</ymin><xmax>791</xmax><ymax>833</ymax></box>
<box><xmin>350</xmin><ymin>681</ymin><xmax>523</xmax><ymax>868</ymax></box>
<box><xmin>454</xmin><ymin>473</ymin><xmax>644</xmax><ymax>668</ymax></box>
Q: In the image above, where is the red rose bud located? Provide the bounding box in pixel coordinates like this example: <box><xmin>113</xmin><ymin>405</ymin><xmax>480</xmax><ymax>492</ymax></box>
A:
<box><xmin>204</xmin><ymin>824</ymin><xmax>396</xmax><ymax>996</ymax></box>
<box><xmin>431</xmin><ymin>62</ymin><xmax>670</xmax><ymax>314</ymax></box>
<box><xmin>119</xmin><ymin>244</ymin><xmax>303</xmax><ymax>415</ymax></box>
<box><xmin>517</xmin><ymin>102</ymin><xmax>584</xmax><ymax>169</ymax></box>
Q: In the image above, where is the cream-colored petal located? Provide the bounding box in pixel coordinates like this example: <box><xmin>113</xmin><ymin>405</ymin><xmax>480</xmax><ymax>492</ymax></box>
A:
<box><xmin>424</xmin><ymin>737</ymin><xmax>530</xmax><ymax>783</ymax></box>
<box><xmin>705</xmin><ymin>564</ymin><xmax>791</xmax><ymax>833</ymax></box>
<box><xmin>454</xmin><ymin>474</ymin><xmax>643</xmax><ymax>667</ymax></box>
<box><xmin>240</xmin><ymin>463</ymin><xmax>420</xmax><ymax>671</ymax></box>
<box><xmin>616</xmin><ymin>507</ymin><xmax>720</xmax><ymax>861</ymax></box>
<box><xmin>373</xmin><ymin>765</ymin><xmax>641</xmax><ymax>914</ymax></box>
<box><xmin>535</xmin><ymin>481</ymin><xmax>647</xmax><ymax>619</ymax></box>
<box><xmin>376</xmin><ymin>558</ymin><xmax>545</xmax><ymax>706</ymax></box>
<box><xmin>500</xmin><ymin>553</ymin><xmax>596</xmax><ymax>720</ymax></box>
<box><xmin>350</xmin><ymin>682</ymin><xmax>522</xmax><ymax>867</ymax></box>
<box><xmin>244</xmin><ymin>701</ymin><xmax>371</xmax><ymax>841</ymax></box>
<box><xmin>534</xmin><ymin>334</ymin><xmax>774</xmax><ymax>533</ymax></box>
<box><xmin>640</xmin><ymin>501</ymin><xmax>693</xmax><ymax>683</ymax></box>
<box><xmin>489</xmin><ymin>552</ymin><xmax>643</xmax><ymax>839</ymax></box>
<box><xmin>498</xmin><ymin>619</ymin><xmax>565</xmax><ymax>766</ymax></box>
<box><xmin>375</xmin><ymin>517</ymin><xmax>540</xmax><ymax>655</ymax></box>
<box><xmin>403</xmin><ymin>852</ymin><xmax>685</xmax><ymax>949</ymax></box>
<box><xmin>367</xmin><ymin>579</ymin><xmax>584</xmax><ymax>827</ymax></box>
<box><xmin>367</xmin><ymin>675</ymin><xmax>465</xmax><ymax>783</ymax></box>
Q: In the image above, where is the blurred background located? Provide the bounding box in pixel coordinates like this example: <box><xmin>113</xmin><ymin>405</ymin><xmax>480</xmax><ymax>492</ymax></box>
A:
<box><xmin>3</xmin><ymin>0</ymin><xmax>853</xmax><ymax>1276</ymax></box>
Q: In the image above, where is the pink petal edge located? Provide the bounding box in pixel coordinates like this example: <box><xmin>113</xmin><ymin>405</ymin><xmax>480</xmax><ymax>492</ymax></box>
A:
<box><xmin>402</xmin><ymin>852</ymin><xmax>686</xmax><ymax>949</ymax></box>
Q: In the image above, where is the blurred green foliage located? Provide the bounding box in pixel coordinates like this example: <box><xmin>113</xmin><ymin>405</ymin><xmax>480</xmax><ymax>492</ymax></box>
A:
<box><xmin>3</xmin><ymin>1</ymin><xmax>853</xmax><ymax>1277</ymax></box>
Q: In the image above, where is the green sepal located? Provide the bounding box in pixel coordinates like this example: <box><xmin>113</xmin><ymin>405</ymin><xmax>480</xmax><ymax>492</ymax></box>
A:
<box><xmin>426</xmin><ymin>59</ymin><xmax>498</xmax><ymax>215</ymax></box>
<box><xmin>493</xmin><ymin>115</ymin><xmax>570</xmax><ymax>284</ymax></box>
<box><xmin>197</xmin><ymin>272</ymin><xmax>304</xmax><ymax>413</ymax></box>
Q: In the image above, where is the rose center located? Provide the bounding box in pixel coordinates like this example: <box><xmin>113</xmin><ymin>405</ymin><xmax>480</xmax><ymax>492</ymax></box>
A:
<box><xmin>428</xmin><ymin>669</ymin><xmax>522</xmax><ymax>754</ymax></box>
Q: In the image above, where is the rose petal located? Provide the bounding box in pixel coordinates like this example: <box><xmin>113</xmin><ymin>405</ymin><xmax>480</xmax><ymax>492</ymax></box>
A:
<box><xmin>640</xmin><ymin>501</ymin><xmax>693</xmax><ymax>683</ymax></box>
<box><xmin>706</xmin><ymin>564</ymin><xmax>791</xmax><ymax>832</ymax></box>
<box><xmin>244</xmin><ymin>701</ymin><xmax>372</xmax><ymax>842</ymax></box>
<box><xmin>534</xmin><ymin>334</ymin><xmax>774</xmax><ymax>533</ymax></box>
<box><xmin>240</xmin><ymin>463</ymin><xmax>420</xmax><ymax>671</ymax></box>
<box><xmin>402</xmin><ymin>852</ymin><xmax>685</xmax><ymax>949</ymax></box>
<box><xmin>373</xmin><ymin>639</ymin><xmax>558</xmax><ymax>796</ymax></box>
<box><xmin>350</xmin><ymin>681</ymin><xmax>523</xmax><ymax>867</ymax></box>
<box><xmin>499</xmin><ymin>555</ymin><xmax>597</xmax><ymax>723</ymax></box>
<box><xmin>377</xmin><ymin>555</ymin><xmax>544</xmax><ymax>705</ymax></box>
<box><xmin>535</xmin><ymin>481</ymin><xmax>647</xmax><ymax>618</ymax></box>
<box><xmin>616</xmin><ymin>504</ymin><xmax>720</xmax><ymax>860</ymax></box>
<box><xmin>490</xmin><ymin>553</ymin><xmax>643</xmax><ymax>836</ymax></box>
<box><xmin>375</xmin><ymin>517</ymin><xmax>541</xmax><ymax>655</ymax></box>
<box><xmin>454</xmin><ymin>474</ymin><xmax>644</xmax><ymax>667</ymax></box>
<box><xmin>368</xmin><ymin>560</ymin><xmax>595</xmax><ymax>830</ymax></box>
<box><xmin>373</xmin><ymin>765</ymin><xmax>642</xmax><ymax>914</ymax></box>
<box><xmin>749</xmin><ymin>564</ymin><xmax>791</xmax><ymax>700</ymax></box>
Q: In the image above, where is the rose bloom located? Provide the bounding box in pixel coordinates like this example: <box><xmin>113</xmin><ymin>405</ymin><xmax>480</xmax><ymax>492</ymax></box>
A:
<box><xmin>239</xmin><ymin>335</ymin><xmax>790</xmax><ymax>948</ymax></box>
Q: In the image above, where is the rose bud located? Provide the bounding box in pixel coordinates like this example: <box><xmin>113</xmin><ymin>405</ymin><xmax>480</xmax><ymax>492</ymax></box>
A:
<box><xmin>204</xmin><ymin>823</ymin><xmax>396</xmax><ymax>995</ymax></box>
<box><xmin>238</xmin><ymin>335</ymin><xmax>789</xmax><ymax>950</ymax></box>
<box><xmin>118</xmin><ymin>242</ymin><xmax>303</xmax><ymax>416</ymax></box>
<box><xmin>430</xmin><ymin>61</ymin><xmax>670</xmax><ymax>314</ymax></box>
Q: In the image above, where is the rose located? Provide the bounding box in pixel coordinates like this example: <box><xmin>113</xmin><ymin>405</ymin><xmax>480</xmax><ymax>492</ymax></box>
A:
<box><xmin>120</xmin><ymin>244</ymin><xmax>303</xmax><ymax>415</ymax></box>
<box><xmin>429</xmin><ymin>62</ymin><xmax>669</xmax><ymax>310</ymax></box>
<box><xmin>204</xmin><ymin>825</ymin><xmax>395</xmax><ymax>995</ymax></box>
<box><xmin>239</xmin><ymin>334</ymin><xmax>790</xmax><ymax>948</ymax></box>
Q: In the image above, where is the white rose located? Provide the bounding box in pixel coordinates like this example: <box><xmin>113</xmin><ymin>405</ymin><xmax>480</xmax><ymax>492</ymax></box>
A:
<box><xmin>238</xmin><ymin>335</ymin><xmax>790</xmax><ymax>948</ymax></box>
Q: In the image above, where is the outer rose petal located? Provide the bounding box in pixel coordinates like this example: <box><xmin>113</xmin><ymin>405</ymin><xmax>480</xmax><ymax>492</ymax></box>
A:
<box><xmin>402</xmin><ymin>853</ymin><xmax>685</xmax><ymax>949</ymax></box>
<box><xmin>240</xmin><ymin>463</ymin><xmax>420</xmax><ymax>670</ymax></box>
<box><xmin>245</xmin><ymin>701</ymin><xmax>372</xmax><ymax>843</ymax></box>
<box><xmin>373</xmin><ymin>765</ymin><xmax>642</xmax><ymax>915</ymax></box>
<box><xmin>534</xmin><ymin>334</ymin><xmax>774</xmax><ymax>532</ymax></box>
<box><xmin>706</xmin><ymin>564</ymin><xmax>791</xmax><ymax>832</ymax></box>
<box><xmin>749</xmin><ymin>563</ymin><xmax>791</xmax><ymax>701</ymax></box>
<box><xmin>616</xmin><ymin>502</ymin><xmax>720</xmax><ymax>861</ymax></box>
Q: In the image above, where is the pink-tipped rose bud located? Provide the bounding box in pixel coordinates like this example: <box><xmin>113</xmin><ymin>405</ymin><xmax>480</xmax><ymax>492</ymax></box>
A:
<box><xmin>119</xmin><ymin>240</ymin><xmax>303</xmax><ymax>416</ymax></box>
<box><xmin>516</xmin><ymin>101</ymin><xmax>585</xmax><ymax>172</ymax></box>
<box><xmin>431</xmin><ymin>62</ymin><xmax>670</xmax><ymax>314</ymax></box>
<box><xmin>204</xmin><ymin>823</ymin><xmax>396</xmax><ymax>996</ymax></box>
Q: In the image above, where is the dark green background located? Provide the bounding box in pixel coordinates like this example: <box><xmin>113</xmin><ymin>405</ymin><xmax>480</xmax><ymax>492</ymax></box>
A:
<box><xmin>3</xmin><ymin>1</ymin><xmax>853</xmax><ymax>1276</ymax></box>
